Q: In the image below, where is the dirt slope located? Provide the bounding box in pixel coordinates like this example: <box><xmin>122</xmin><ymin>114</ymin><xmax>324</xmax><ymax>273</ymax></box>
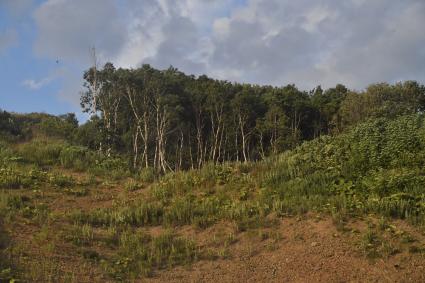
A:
<box><xmin>148</xmin><ymin>217</ymin><xmax>425</xmax><ymax>283</ymax></box>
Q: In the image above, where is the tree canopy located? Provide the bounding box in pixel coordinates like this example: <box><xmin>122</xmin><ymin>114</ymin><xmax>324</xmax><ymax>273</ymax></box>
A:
<box><xmin>76</xmin><ymin>63</ymin><xmax>425</xmax><ymax>173</ymax></box>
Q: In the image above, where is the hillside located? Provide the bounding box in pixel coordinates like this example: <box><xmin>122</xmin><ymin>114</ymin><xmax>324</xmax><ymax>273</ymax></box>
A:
<box><xmin>3</xmin><ymin>0</ymin><xmax>425</xmax><ymax>281</ymax></box>
<box><xmin>1</xmin><ymin>114</ymin><xmax>425</xmax><ymax>282</ymax></box>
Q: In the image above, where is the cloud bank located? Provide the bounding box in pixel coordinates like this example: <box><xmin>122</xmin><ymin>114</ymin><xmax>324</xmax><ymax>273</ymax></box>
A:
<box><xmin>32</xmin><ymin>0</ymin><xmax>425</xmax><ymax>95</ymax></box>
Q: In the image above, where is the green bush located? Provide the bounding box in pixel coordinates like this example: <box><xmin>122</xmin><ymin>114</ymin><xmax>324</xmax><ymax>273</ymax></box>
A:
<box><xmin>260</xmin><ymin>114</ymin><xmax>425</xmax><ymax>224</ymax></box>
<box><xmin>59</xmin><ymin>146</ymin><xmax>89</xmax><ymax>170</ymax></box>
<box><xmin>18</xmin><ymin>140</ymin><xmax>65</xmax><ymax>166</ymax></box>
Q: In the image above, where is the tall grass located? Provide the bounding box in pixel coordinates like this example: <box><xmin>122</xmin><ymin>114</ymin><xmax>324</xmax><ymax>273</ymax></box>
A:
<box><xmin>103</xmin><ymin>230</ymin><xmax>197</xmax><ymax>279</ymax></box>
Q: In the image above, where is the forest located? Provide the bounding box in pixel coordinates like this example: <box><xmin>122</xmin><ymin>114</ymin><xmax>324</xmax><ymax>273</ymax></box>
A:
<box><xmin>8</xmin><ymin>63</ymin><xmax>425</xmax><ymax>172</ymax></box>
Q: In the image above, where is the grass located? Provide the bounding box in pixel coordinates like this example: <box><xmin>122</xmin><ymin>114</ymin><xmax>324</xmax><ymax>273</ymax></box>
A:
<box><xmin>102</xmin><ymin>229</ymin><xmax>197</xmax><ymax>280</ymax></box>
<box><xmin>0</xmin><ymin>221</ymin><xmax>16</xmax><ymax>282</ymax></box>
<box><xmin>124</xmin><ymin>179</ymin><xmax>144</xmax><ymax>192</ymax></box>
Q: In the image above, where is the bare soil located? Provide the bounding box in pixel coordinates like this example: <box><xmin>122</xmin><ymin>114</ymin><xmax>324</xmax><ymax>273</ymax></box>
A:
<box><xmin>148</xmin><ymin>217</ymin><xmax>425</xmax><ymax>283</ymax></box>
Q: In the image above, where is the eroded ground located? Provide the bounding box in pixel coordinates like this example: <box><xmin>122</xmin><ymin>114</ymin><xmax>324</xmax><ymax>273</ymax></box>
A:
<box><xmin>1</xmin><ymin>172</ymin><xmax>424</xmax><ymax>282</ymax></box>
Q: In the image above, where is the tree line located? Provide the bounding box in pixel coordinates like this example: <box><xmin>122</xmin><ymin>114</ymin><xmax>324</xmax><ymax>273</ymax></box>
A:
<box><xmin>77</xmin><ymin>63</ymin><xmax>425</xmax><ymax>173</ymax></box>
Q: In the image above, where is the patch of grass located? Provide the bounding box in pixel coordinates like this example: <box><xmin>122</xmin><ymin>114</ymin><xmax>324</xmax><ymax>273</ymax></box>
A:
<box><xmin>359</xmin><ymin>228</ymin><xmax>382</xmax><ymax>259</ymax></box>
<box><xmin>124</xmin><ymin>179</ymin><xmax>143</xmax><ymax>192</ymax></box>
<box><xmin>1</xmin><ymin>194</ymin><xmax>51</xmax><ymax>227</ymax></box>
<box><xmin>69</xmin><ymin>201</ymin><xmax>165</xmax><ymax>227</ymax></box>
<box><xmin>137</xmin><ymin>167</ymin><xmax>156</xmax><ymax>183</ymax></box>
<box><xmin>66</xmin><ymin>224</ymin><xmax>94</xmax><ymax>246</ymax></box>
<box><xmin>0</xmin><ymin>222</ymin><xmax>17</xmax><ymax>282</ymax></box>
<box><xmin>18</xmin><ymin>139</ymin><xmax>64</xmax><ymax>166</ymax></box>
<box><xmin>400</xmin><ymin>233</ymin><xmax>416</xmax><ymax>244</ymax></box>
<box><xmin>64</xmin><ymin>187</ymin><xmax>88</xmax><ymax>197</ymax></box>
<box><xmin>103</xmin><ymin>230</ymin><xmax>197</xmax><ymax>280</ymax></box>
<box><xmin>0</xmin><ymin>166</ymin><xmax>46</xmax><ymax>189</ymax></box>
<box><xmin>358</xmin><ymin>227</ymin><xmax>400</xmax><ymax>259</ymax></box>
<box><xmin>331</xmin><ymin>210</ymin><xmax>349</xmax><ymax>232</ymax></box>
<box><xmin>81</xmin><ymin>248</ymin><xmax>101</xmax><ymax>262</ymax></box>
<box><xmin>48</xmin><ymin>173</ymin><xmax>75</xmax><ymax>188</ymax></box>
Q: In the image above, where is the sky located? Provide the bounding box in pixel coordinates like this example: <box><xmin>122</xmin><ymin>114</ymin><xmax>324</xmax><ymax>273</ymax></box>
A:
<box><xmin>1</xmin><ymin>0</ymin><xmax>424</xmax><ymax>121</ymax></box>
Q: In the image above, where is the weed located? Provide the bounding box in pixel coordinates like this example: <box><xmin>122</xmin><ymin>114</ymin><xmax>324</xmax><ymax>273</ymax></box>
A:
<box><xmin>104</xmin><ymin>230</ymin><xmax>197</xmax><ymax>280</ymax></box>
<box><xmin>66</xmin><ymin>224</ymin><xmax>94</xmax><ymax>246</ymax></box>
<box><xmin>48</xmin><ymin>173</ymin><xmax>75</xmax><ymax>188</ymax></box>
<box><xmin>64</xmin><ymin>187</ymin><xmax>88</xmax><ymax>197</ymax></box>
<box><xmin>138</xmin><ymin>167</ymin><xmax>156</xmax><ymax>183</ymax></box>
<box><xmin>124</xmin><ymin>179</ymin><xmax>143</xmax><ymax>192</ymax></box>
<box><xmin>81</xmin><ymin>248</ymin><xmax>101</xmax><ymax>261</ymax></box>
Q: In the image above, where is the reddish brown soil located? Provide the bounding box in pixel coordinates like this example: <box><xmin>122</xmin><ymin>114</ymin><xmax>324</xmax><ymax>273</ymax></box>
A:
<box><xmin>147</xmin><ymin>217</ymin><xmax>425</xmax><ymax>283</ymax></box>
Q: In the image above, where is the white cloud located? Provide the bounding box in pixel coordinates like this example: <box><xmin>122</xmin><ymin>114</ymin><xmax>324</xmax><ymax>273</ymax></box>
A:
<box><xmin>23</xmin><ymin>67</ymin><xmax>66</xmax><ymax>90</ymax></box>
<box><xmin>207</xmin><ymin>0</ymin><xmax>425</xmax><ymax>89</ymax></box>
<box><xmin>32</xmin><ymin>0</ymin><xmax>425</xmax><ymax>103</ymax></box>
<box><xmin>33</xmin><ymin>0</ymin><xmax>126</xmax><ymax>64</ymax></box>
<box><xmin>23</xmin><ymin>78</ymin><xmax>52</xmax><ymax>90</ymax></box>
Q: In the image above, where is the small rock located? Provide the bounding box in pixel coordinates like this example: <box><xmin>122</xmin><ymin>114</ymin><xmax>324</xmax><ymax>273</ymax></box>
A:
<box><xmin>311</xmin><ymin>241</ymin><xmax>319</xmax><ymax>247</ymax></box>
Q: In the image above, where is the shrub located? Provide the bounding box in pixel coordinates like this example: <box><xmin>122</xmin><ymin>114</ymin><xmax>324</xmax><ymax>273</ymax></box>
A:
<box><xmin>258</xmin><ymin>114</ymin><xmax>425</xmax><ymax>224</ymax></box>
<box><xmin>59</xmin><ymin>146</ymin><xmax>89</xmax><ymax>170</ymax></box>
<box><xmin>18</xmin><ymin>140</ymin><xmax>65</xmax><ymax>166</ymax></box>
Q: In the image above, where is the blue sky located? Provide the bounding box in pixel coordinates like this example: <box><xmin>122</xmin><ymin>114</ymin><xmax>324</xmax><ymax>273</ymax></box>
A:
<box><xmin>1</xmin><ymin>0</ymin><xmax>76</xmax><ymax>117</ymax></box>
<box><xmin>1</xmin><ymin>0</ymin><xmax>424</xmax><ymax>122</ymax></box>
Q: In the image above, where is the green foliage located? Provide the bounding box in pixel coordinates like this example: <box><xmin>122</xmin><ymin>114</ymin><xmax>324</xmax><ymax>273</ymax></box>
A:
<box><xmin>18</xmin><ymin>140</ymin><xmax>64</xmax><ymax>166</ymax></box>
<box><xmin>38</xmin><ymin>115</ymin><xmax>77</xmax><ymax>139</ymax></box>
<box><xmin>59</xmin><ymin>146</ymin><xmax>89</xmax><ymax>170</ymax></box>
<box><xmin>87</xmin><ymin>156</ymin><xmax>130</xmax><ymax>179</ymax></box>
<box><xmin>11</xmin><ymin>138</ymin><xmax>131</xmax><ymax>178</ymax></box>
<box><xmin>261</xmin><ymin>114</ymin><xmax>425</xmax><ymax>224</ymax></box>
<box><xmin>0</xmin><ymin>167</ymin><xmax>47</xmax><ymax>189</ymax></box>
<box><xmin>80</xmin><ymin>64</ymin><xmax>425</xmax><ymax>172</ymax></box>
<box><xmin>0</xmin><ymin>109</ymin><xmax>22</xmax><ymax>142</ymax></box>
